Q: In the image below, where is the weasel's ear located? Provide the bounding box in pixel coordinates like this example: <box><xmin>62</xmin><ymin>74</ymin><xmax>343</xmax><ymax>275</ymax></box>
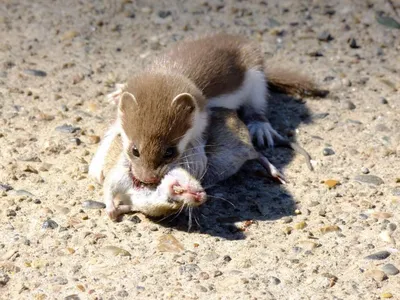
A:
<box><xmin>118</xmin><ymin>92</ymin><xmax>137</xmax><ymax>116</ymax></box>
<box><xmin>171</xmin><ymin>93</ymin><xmax>196</xmax><ymax>115</ymax></box>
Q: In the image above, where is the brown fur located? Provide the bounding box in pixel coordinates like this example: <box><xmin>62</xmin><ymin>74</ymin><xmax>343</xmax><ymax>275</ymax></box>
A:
<box><xmin>266</xmin><ymin>65</ymin><xmax>329</xmax><ymax>97</ymax></box>
<box><xmin>153</xmin><ymin>33</ymin><xmax>263</xmax><ymax>98</ymax></box>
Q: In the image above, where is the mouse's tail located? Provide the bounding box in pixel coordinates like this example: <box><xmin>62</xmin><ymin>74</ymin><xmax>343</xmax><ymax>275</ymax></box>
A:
<box><xmin>265</xmin><ymin>65</ymin><xmax>329</xmax><ymax>98</ymax></box>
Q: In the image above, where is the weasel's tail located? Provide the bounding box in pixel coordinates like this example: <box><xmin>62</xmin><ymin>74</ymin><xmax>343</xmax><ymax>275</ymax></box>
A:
<box><xmin>266</xmin><ymin>66</ymin><xmax>329</xmax><ymax>98</ymax></box>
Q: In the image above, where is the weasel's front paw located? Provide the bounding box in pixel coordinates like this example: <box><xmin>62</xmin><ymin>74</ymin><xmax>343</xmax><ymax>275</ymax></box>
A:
<box><xmin>247</xmin><ymin>121</ymin><xmax>283</xmax><ymax>148</ymax></box>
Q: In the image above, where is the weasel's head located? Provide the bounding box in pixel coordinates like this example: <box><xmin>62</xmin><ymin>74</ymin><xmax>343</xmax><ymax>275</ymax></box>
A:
<box><xmin>117</xmin><ymin>73</ymin><xmax>207</xmax><ymax>184</ymax></box>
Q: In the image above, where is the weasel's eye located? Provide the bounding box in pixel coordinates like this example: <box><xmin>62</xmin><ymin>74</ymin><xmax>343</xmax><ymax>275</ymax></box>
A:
<box><xmin>164</xmin><ymin>147</ymin><xmax>176</xmax><ymax>159</ymax></box>
<box><xmin>132</xmin><ymin>146</ymin><xmax>140</xmax><ymax>157</ymax></box>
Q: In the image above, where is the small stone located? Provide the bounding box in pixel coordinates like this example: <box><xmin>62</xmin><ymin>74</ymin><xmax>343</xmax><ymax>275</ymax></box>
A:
<box><xmin>381</xmin><ymin>292</ymin><xmax>393</xmax><ymax>299</ymax></box>
<box><xmin>380</xmin><ymin>98</ymin><xmax>389</xmax><ymax>104</ymax></box>
<box><xmin>0</xmin><ymin>184</ymin><xmax>13</xmax><ymax>191</ymax></box>
<box><xmin>61</xmin><ymin>30</ymin><xmax>79</xmax><ymax>41</ymax></box>
<box><xmin>101</xmin><ymin>246</ymin><xmax>131</xmax><ymax>257</ymax></box>
<box><xmin>361</xmin><ymin>167</ymin><xmax>369</xmax><ymax>174</ymax></box>
<box><xmin>319</xmin><ymin>225</ymin><xmax>340</xmax><ymax>234</ymax></box>
<box><xmin>343</xmin><ymin>100</ymin><xmax>356</xmax><ymax>110</ymax></box>
<box><xmin>381</xmin><ymin>264</ymin><xmax>399</xmax><ymax>275</ymax></box>
<box><xmin>281</xmin><ymin>216</ymin><xmax>293</xmax><ymax>223</ymax></box>
<box><xmin>55</xmin><ymin>124</ymin><xmax>80</xmax><ymax>134</ymax></box>
<box><xmin>64</xmin><ymin>295</ymin><xmax>80</xmax><ymax>300</ymax></box>
<box><xmin>283</xmin><ymin>226</ymin><xmax>293</xmax><ymax>235</ymax></box>
<box><xmin>364</xmin><ymin>251</ymin><xmax>391</xmax><ymax>260</ymax></box>
<box><xmin>6</xmin><ymin>209</ymin><xmax>16</xmax><ymax>217</ymax></box>
<box><xmin>34</xmin><ymin>199</ymin><xmax>41</xmax><ymax>204</ymax></box>
<box><xmin>80</xmin><ymin>165</ymin><xmax>88</xmax><ymax>174</ymax></box>
<box><xmin>158</xmin><ymin>10</ymin><xmax>171</xmax><ymax>18</ymax></box>
<box><xmin>214</xmin><ymin>270</ymin><xmax>223</xmax><ymax>277</ymax></box>
<box><xmin>87</xmin><ymin>135</ymin><xmax>100</xmax><ymax>144</ymax></box>
<box><xmin>324</xmin><ymin>179</ymin><xmax>340</xmax><ymax>188</ymax></box>
<box><xmin>157</xmin><ymin>234</ymin><xmax>184</xmax><ymax>252</ymax></box>
<box><xmin>0</xmin><ymin>271</ymin><xmax>10</xmax><ymax>286</ymax></box>
<box><xmin>348</xmin><ymin>38</ymin><xmax>360</xmax><ymax>49</ymax></box>
<box><xmin>294</xmin><ymin>221</ymin><xmax>307</xmax><ymax>230</ymax></box>
<box><xmin>179</xmin><ymin>264</ymin><xmax>200</xmax><ymax>275</ymax></box>
<box><xmin>24</xmin><ymin>69</ymin><xmax>47</xmax><ymax>77</ymax></box>
<box><xmin>318</xmin><ymin>31</ymin><xmax>333</xmax><ymax>42</ymax></box>
<box><xmin>37</xmin><ymin>112</ymin><xmax>55</xmax><ymax>121</ymax></box>
<box><xmin>199</xmin><ymin>272</ymin><xmax>210</xmax><ymax>280</ymax></box>
<box><xmin>42</xmin><ymin>219</ymin><xmax>58</xmax><ymax>230</ymax></box>
<box><xmin>223</xmin><ymin>255</ymin><xmax>232</xmax><ymax>262</ymax></box>
<box><xmin>129</xmin><ymin>215</ymin><xmax>141</xmax><ymax>223</ymax></box>
<box><xmin>54</xmin><ymin>277</ymin><xmax>68</xmax><ymax>285</ymax></box>
<box><xmin>150</xmin><ymin>226</ymin><xmax>158</xmax><ymax>231</ymax></box>
<box><xmin>365</xmin><ymin>269</ymin><xmax>387</xmax><ymax>282</ymax></box>
<box><xmin>297</xmin><ymin>240</ymin><xmax>318</xmax><ymax>250</ymax></box>
<box><xmin>379</xmin><ymin>231</ymin><xmax>395</xmax><ymax>244</ymax></box>
<box><xmin>388</xmin><ymin>223</ymin><xmax>397</xmax><ymax>232</ymax></box>
<box><xmin>323</xmin><ymin>148</ymin><xmax>335</xmax><ymax>156</ymax></box>
<box><xmin>23</xmin><ymin>165</ymin><xmax>38</xmax><ymax>174</ymax></box>
<box><xmin>82</xmin><ymin>200</ymin><xmax>105</xmax><ymax>209</ymax></box>
<box><xmin>354</xmin><ymin>175</ymin><xmax>384</xmax><ymax>186</ymax></box>
<box><xmin>72</xmin><ymin>73</ymin><xmax>84</xmax><ymax>85</ymax></box>
<box><xmin>372</xmin><ymin>212</ymin><xmax>393</xmax><ymax>219</ymax></box>
<box><xmin>117</xmin><ymin>290</ymin><xmax>129</xmax><ymax>297</ymax></box>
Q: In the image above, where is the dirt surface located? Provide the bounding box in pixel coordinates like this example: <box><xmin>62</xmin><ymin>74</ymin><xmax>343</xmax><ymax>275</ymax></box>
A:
<box><xmin>1</xmin><ymin>0</ymin><xmax>400</xmax><ymax>299</ymax></box>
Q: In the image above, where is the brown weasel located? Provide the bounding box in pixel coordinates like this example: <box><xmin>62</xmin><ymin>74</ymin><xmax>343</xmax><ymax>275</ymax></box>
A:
<box><xmin>105</xmin><ymin>33</ymin><xmax>326</xmax><ymax>186</ymax></box>
<box><xmin>92</xmin><ymin>108</ymin><xmax>286</xmax><ymax>220</ymax></box>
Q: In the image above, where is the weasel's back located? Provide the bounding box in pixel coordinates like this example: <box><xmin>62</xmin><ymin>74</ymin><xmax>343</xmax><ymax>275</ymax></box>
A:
<box><xmin>152</xmin><ymin>33</ymin><xmax>263</xmax><ymax>98</ymax></box>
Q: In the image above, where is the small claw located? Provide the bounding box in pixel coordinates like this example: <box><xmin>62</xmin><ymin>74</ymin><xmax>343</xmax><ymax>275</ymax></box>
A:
<box><xmin>256</xmin><ymin>128</ymin><xmax>265</xmax><ymax>148</ymax></box>
<box><xmin>257</xmin><ymin>155</ymin><xmax>287</xmax><ymax>184</ymax></box>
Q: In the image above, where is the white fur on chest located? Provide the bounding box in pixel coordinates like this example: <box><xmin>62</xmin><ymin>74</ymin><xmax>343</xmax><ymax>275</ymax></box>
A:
<box><xmin>206</xmin><ymin>69</ymin><xmax>268</xmax><ymax>112</ymax></box>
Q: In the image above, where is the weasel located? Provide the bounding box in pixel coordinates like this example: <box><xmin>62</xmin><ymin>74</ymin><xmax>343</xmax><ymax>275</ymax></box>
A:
<box><xmin>91</xmin><ymin>108</ymin><xmax>287</xmax><ymax>220</ymax></box>
<box><xmin>107</xmin><ymin>33</ymin><xmax>327</xmax><ymax>186</ymax></box>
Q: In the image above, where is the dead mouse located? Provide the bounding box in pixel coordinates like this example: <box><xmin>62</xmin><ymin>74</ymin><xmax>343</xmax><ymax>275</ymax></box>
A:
<box><xmin>90</xmin><ymin>108</ymin><xmax>291</xmax><ymax>220</ymax></box>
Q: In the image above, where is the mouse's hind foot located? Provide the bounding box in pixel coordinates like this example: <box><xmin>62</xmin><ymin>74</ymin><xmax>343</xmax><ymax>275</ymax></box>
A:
<box><xmin>257</xmin><ymin>154</ymin><xmax>287</xmax><ymax>184</ymax></box>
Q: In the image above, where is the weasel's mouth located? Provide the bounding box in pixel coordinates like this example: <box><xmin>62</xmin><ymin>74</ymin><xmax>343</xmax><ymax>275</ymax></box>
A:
<box><xmin>130</xmin><ymin>168</ymin><xmax>159</xmax><ymax>188</ymax></box>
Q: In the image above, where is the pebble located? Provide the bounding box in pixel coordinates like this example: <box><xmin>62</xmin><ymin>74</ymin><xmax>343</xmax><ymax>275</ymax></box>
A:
<box><xmin>129</xmin><ymin>215</ymin><xmax>142</xmax><ymax>223</ymax></box>
<box><xmin>214</xmin><ymin>270</ymin><xmax>223</xmax><ymax>277</ymax></box>
<box><xmin>53</xmin><ymin>276</ymin><xmax>68</xmax><ymax>285</ymax></box>
<box><xmin>354</xmin><ymin>175</ymin><xmax>384</xmax><ymax>186</ymax></box>
<box><xmin>82</xmin><ymin>200</ymin><xmax>105</xmax><ymax>210</ymax></box>
<box><xmin>223</xmin><ymin>255</ymin><xmax>232</xmax><ymax>262</ymax></box>
<box><xmin>388</xmin><ymin>223</ymin><xmax>397</xmax><ymax>231</ymax></box>
<box><xmin>24</xmin><ymin>69</ymin><xmax>47</xmax><ymax>77</ymax></box>
<box><xmin>117</xmin><ymin>290</ymin><xmax>129</xmax><ymax>297</ymax></box>
<box><xmin>199</xmin><ymin>272</ymin><xmax>210</xmax><ymax>280</ymax></box>
<box><xmin>348</xmin><ymin>38</ymin><xmax>360</xmax><ymax>49</ymax></box>
<box><xmin>64</xmin><ymin>295</ymin><xmax>80</xmax><ymax>300</ymax></box>
<box><xmin>23</xmin><ymin>165</ymin><xmax>38</xmax><ymax>174</ymax></box>
<box><xmin>361</xmin><ymin>167</ymin><xmax>369</xmax><ymax>174</ymax></box>
<box><xmin>294</xmin><ymin>221</ymin><xmax>307</xmax><ymax>230</ymax></box>
<box><xmin>381</xmin><ymin>264</ymin><xmax>399</xmax><ymax>276</ymax></box>
<box><xmin>320</xmin><ymin>225</ymin><xmax>340</xmax><ymax>234</ymax></box>
<box><xmin>0</xmin><ymin>271</ymin><xmax>10</xmax><ymax>286</ymax></box>
<box><xmin>380</xmin><ymin>98</ymin><xmax>389</xmax><ymax>104</ymax></box>
<box><xmin>324</xmin><ymin>179</ymin><xmax>340</xmax><ymax>188</ymax></box>
<box><xmin>381</xmin><ymin>292</ymin><xmax>393</xmax><ymax>299</ymax></box>
<box><xmin>364</xmin><ymin>251</ymin><xmax>391</xmax><ymax>260</ymax></box>
<box><xmin>6</xmin><ymin>209</ymin><xmax>16</xmax><ymax>217</ymax></box>
<box><xmin>42</xmin><ymin>219</ymin><xmax>58</xmax><ymax>230</ymax></box>
<box><xmin>297</xmin><ymin>240</ymin><xmax>318</xmax><ymax>250</ymax></box>
<box><xmin>323</xmin><ymin>148</ymin><xmax>335</xmax><ymax>156</ymax></box>
<box><xmin>392</xmin><ymin>188</ymin><xmax>400</xmax><ymax>196</ymax></box>
<box><xmin>317</xmin><ymin>31</ymin><xmax>333</xmax><ymax>42</ymax></box>
<box><xmin>372</xmin><ymin>212</ymin><xmax>393</xmax><ymax>219</ymax></box>
<box><xmin>179</xmin><ymin>264</ymin><xmax>200</xmax><ymax>275</ymax></box>
<box><xmin>87</xmin><ymin>135</ymin><xmax>100</xmax><ymax>144</ymax></box>
<box><xmin>281</xmin><ymin>216</ymin><xmax>293</xmax><ymax>223</ymax></box>
<box><xmin>101</xmin><ymin>246</ymin><xmax>131</xmax><ymax>257</ymax></box>
<box><xmin>379</xmin><ymin>231</ymin><xmax>395</xmax><ymax>244</ymax></box>
<box><xmin>0</xmin><ymin>183</ymin><xmax>13</xmax><ymax>191</ymax></box>
<box><xmin>157</xmin><ymin>234</ymin><xmax>184</xmax><ymax>252</ymax></box>
<box><xmin>343</xmin><ymin>100</ymin><xmax>356</xmax><ymax>110</ymax></box>
<box><xmin>55</xmin><ymin>124</ymin><xmax>81</xmax><ymax>134</ymax></box>
<box><xmin>61</xmin><ymin>30</ymin><xmax>79</xmax><ymax>41</ymax></box>
<box><xmin>365</xmin><ymin>269</ymin><xmax>387</xmax><ymax>282</ymax></box>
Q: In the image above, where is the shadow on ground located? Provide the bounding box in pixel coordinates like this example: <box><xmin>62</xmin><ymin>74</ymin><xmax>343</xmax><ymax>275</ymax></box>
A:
<box><xmin>153</xmin><ymin>92</ymin><xmax>316</xmax><ymax>240</ymax></box>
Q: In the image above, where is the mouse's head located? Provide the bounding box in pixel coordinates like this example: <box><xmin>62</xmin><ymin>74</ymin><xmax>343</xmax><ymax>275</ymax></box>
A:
<box><xmin>118</xmin><ymin>72</ymin><xmax>207</xmax><ymax>184</ymax></box>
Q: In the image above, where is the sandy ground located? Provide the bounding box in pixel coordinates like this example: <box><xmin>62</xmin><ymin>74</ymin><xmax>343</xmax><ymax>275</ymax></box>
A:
<box><xmin>1</xmin><ymin>0</ymin><xmax>400</xmax><ymax>299</ymax></box>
